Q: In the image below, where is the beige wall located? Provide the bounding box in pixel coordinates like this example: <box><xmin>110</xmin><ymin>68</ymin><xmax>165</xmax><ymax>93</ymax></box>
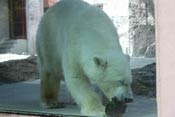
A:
<box><xmin>156</xmin><ymin>0</ymin><xmax>175</xmax><ymax>116</ymax></box>
<box><xmin>0</xmin><ymin>0</ymin><xmax>9</xmax><ymax>43</ymax></box>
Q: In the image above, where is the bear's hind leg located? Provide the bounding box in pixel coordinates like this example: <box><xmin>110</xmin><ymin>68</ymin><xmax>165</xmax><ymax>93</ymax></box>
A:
<box><xmin>40</xmin><ymin>70</ymin><xmax>64</xmax><ymax>109</ymax></box>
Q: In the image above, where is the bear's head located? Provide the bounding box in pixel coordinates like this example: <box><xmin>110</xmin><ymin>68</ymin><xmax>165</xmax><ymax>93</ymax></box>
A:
<box><xmin>83</xmin><ymin>52</ymin><xmax>133</xmax><ymax>103</ymax></box>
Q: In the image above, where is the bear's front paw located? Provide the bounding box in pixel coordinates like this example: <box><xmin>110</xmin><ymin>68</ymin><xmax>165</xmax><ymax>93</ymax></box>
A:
<box><xmin>81</xmin><ymin>104</ymin><xmax>105</xmax><ymax>117</ymax></box>
<box><xmin>40</xmin><ymin>101</ymin><xmax>64</xmax><ymax>109</ymax></box>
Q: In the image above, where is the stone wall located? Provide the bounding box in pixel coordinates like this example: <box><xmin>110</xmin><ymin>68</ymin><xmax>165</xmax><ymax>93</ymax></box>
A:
<box><xmin>26</xmin><ymin>0</ymin><xmax>44</xmax><ymax>55</ymax></box>
<box><xmin>129</xmin><ymin>0</ymin><xmax>155</xmax><ymax>57</ymax></box>
<box><xmin>0</xmin><ymin>0</ymin><xmax>9</xmax><ymax>43</ymax></box>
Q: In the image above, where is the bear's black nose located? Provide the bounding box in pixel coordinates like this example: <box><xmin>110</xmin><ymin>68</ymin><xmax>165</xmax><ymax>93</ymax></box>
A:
<box><xmin>124</xmin><ymin>98</ymin><xmax>133</xmax><ymax>103</ymax></box>
<box><xmin>111</xmin><ymin>97</ymin><xmax>133</xmax><ymax>103</ymax></box>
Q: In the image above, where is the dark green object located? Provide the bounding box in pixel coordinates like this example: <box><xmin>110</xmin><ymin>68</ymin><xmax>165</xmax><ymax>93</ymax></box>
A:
<box><xmin>105</xmin><ymin>97</ymin><xmax>127</xmax><ymax>117</ymax></box>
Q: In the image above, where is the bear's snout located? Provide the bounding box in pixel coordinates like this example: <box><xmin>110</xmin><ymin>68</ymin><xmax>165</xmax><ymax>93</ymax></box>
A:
<box><xmin>113</xmin><ymin>86</ymin><xmax>133</xmax><ymax>103</ymax></box>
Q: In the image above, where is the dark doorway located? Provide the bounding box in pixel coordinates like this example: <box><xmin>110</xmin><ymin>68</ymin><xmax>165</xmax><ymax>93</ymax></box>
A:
<box><xmin>8</xmin><ymin>0</ymin><xmax>27</xmax><ymax>39</ymax></box>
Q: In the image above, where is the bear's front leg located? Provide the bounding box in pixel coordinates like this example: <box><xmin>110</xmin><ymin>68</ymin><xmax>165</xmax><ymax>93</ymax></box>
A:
<box><xmin>66</xmin><ymin>78</ymin><xmax>105</xmax><ymax>117</ymax></box>
<box><xmin>65</xmin><ymin>67</ymin><xmax>105</xmax><ymax>117</ymax></box>
<box><xmin>63</xmin><ymin>66</ymin><xmax>105</xmax><ymax>116</ymax></box>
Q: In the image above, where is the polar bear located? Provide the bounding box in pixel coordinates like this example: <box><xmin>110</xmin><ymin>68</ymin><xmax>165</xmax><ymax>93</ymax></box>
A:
<box><xmin>36</xmin><ymin>0</ymin><xmax>133</xmax><ymax>116</ymax></box>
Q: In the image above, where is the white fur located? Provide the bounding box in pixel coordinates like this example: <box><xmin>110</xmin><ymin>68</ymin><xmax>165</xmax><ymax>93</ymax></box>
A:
<box><xmin>36</xmin><ymin>0</ymin><xmax>133</xmax><ymax>116</ymax></box>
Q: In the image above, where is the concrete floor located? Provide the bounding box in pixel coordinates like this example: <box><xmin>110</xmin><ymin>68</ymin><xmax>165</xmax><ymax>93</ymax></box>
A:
<box><xmin>0</xmin><ymin>79</ymin><xmax>157</xmax><ymax>117</ymax></box>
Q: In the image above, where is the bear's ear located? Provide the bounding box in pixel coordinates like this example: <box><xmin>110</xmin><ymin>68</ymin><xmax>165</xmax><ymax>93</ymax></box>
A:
<box><xmin>125</xmin><ymin>54</ymin><xmax>130</xmax><ymax>62</ymax></box>
<box><xmin>94</xmin><ymin>57</ymin><xmax>107</xmax><ymax>68</ymax></box>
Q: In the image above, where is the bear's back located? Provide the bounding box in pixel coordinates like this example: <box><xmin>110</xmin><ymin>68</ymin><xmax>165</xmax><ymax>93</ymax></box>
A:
<box><xmin>37</xmin><ymin>0</ymin><xmax>122</xmax><ymax>65</ymax></box>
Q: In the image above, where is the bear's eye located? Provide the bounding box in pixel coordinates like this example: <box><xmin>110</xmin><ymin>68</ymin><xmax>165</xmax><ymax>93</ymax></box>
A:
<box><xmin>93</xmin><ymin>57</ymin><xmax>107</xmax><ymax>68</ymax></box>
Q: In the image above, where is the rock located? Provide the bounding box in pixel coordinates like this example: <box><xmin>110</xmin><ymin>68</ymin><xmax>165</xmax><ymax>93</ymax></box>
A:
<box><xmin>0</xmin><ymin>56</ymin><xmax>38</xmax><ymax>84</ymax></box>
<box><xmin>144</xmin><ymin>43</ymin><xmax>156</xmax><ymax>57</ymax></box>
<box><xmin>129</xmin><ymin>0</ymin><xmax>155</xmax><ymax>57</ymax></box>
<box><xmin>131</xmin><ymin>63</ymin><xmax>156</xmax><ymax>97</ymax></box>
